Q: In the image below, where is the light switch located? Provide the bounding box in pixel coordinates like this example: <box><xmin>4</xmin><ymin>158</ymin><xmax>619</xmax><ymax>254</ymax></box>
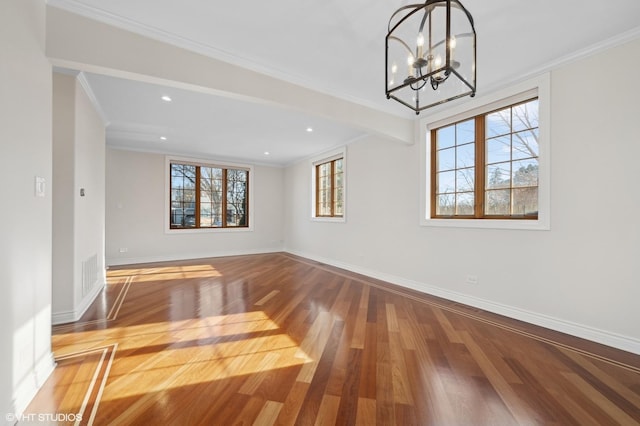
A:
<box><xmin>35</xmin><ymin>176</ymin><xmax>46</xmax><ymax>197</ymax></box>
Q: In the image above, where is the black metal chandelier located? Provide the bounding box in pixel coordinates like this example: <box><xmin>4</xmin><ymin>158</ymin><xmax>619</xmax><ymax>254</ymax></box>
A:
<box><xmin>385</xmin><ymin>0</ymin><xmax>476</xmax><ymax>114</ymax></box>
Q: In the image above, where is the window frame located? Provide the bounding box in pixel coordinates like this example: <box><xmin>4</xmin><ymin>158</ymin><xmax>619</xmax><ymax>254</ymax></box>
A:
<box><xmin>311</xmin><ymin>147</ymin><xmax>347</xmax><ymax>222</ymax></box>
<box><xmin>431</xmin><ymin>98</ymin><xmax>540</xmax><ymax>219</ymax></box>
<box><xmin>420</xmin><ymin>73</ymin><xmax>551</xmax><ymax>230</ymax></box>
<box><xmin>165</xmin><ymin>156</ymin><xmax>254</xmax><ymax>233</ymax></box>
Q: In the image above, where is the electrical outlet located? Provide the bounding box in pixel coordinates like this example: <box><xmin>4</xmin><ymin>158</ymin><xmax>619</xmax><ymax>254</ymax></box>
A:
<box><xmin>119</xmin><ymin>248</ymin><xmax>128</xmax><ymax>253</ymax></box>
<box><xmin>466</xmin><ymin>274</ymin><xmax>478</xmax><ymax>285</ymax></box>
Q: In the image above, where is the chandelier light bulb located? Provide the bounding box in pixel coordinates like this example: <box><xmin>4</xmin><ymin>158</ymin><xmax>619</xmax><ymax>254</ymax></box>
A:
<box><xmin>449</xmin><ymin>36</ymin><xmax>457</xmax><ymax>49</ymax></box>
<box><xmin>391</xmin><ymin>62</ymin><xmax>398</xmax><ymax>74</ymax></box>
<box><xmin>417</xmin><ymin>33</ymin><xmax>424</xmax><ymax>58</ymax></box>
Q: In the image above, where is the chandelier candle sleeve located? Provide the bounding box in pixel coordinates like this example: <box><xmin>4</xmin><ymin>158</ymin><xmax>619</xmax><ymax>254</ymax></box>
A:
<box><xmin>386</xmin><ymin>0</ymin><xmax>476</xmax><ymax>114</ymax></box>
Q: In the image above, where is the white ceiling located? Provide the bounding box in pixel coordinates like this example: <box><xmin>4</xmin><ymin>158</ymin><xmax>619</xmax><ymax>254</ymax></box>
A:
<box><xmin>49</xmin><ymin>0</ymin><xmax>640</xmax><ymax>166</ymax></box>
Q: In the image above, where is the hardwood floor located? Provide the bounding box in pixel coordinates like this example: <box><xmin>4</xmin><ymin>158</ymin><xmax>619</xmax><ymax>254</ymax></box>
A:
<box><xmin>25</xmin><ymin>253</ymin><xmax>640</xmax><ymax>425</ymax></box>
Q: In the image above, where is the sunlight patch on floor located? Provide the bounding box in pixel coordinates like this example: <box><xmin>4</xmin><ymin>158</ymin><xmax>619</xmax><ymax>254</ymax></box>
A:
<box><xmin>107</xmin><ymin>264</ymin><xmax>222</xmax><ymax>281</ymax></box>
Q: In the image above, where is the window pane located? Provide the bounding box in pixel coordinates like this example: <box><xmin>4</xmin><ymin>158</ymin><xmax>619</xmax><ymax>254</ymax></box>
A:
<box><xmin>334</xmin><ymin>187</ymin><xmax>343</xmax><ymax>216</ymax></box>
<box><xmin>513</xmin><ymin>99</ymin><xmax>539</xmax><ymax>132</ymax></box>
<box><xmin>171</xmin><ymin>176</ymin><xmax>185</xmax><ymax>188</ymax></box>
<box><xmin>322</xmin><ymin>174</ymin><xmax>331</xmax><ymax>190</ymax></box>
<box><xmin>171</xmin><ymin>188</ymin><xmax>182</xmax><ymax>202</ymax></box>
<box><xmin>232</xmin><ymin>169</ymin><xmax>247</xmax><ymax>182</ymax></box>
<box><xmin>200</xmin><ymin>209</ymin><xmax>213</xmax><ymax>227</ymax></box>
<box><xmin>170</xmin><ymin>164</ymin><xmax>196</xmax><ymax>228</ymax></box>
<box><xmin>318</xmin><ymin>163</ymin><xmax>331</xmax><ymax>178</ymax></box>
<box><xmin>334</xmin><ymin>159</ymin><xmax>343</xmax><ymax>192</ymax></box>
<box><xmin>456</xmin><ymin>168</ymin><xmax>474</xmax><ymax>192</ymax></box>
<box><xmin>456</xmin><ymin>192</ymin><xmax>474</xmax><ymax>215</ymax></box>
<box><xmin>170</xmin><ymin>208</ymin><xmax>182</xmax><ymax>227</ymax></box>
<box><xmin>436</xmin><ymin>194</ymin><xmax>455</xmax><ymax>216</ymax></box>
<box><xmin>183</xmin><ymin>168</ymin><xmax>196</xmax><ymax>182</ymax></box>
<box><xmin>200</xmin><ymin>178</ymin><xmax>213</xmax><ymax>202</ymax></box>
<box><xmin>201</xmin><ymin>167</ymin><xmax>223</xmax><ymax>227</ymax></box>
<box><xmin>226</xmin><ymin>169</ymin><xmax>247</xmax><ymax>227</ymax></box>
<box><xmin>437</xmin><ymin>125</ymin><xmax>455</xmax><ymax>149</ymax></box>
<box><xmin>456</xmin><ymin>143</ymin><xmax>474</xmax><ymax>169</ymax></box>
<box><xmin>513</xmin><ymin>187</ymin><xmax>538</xmax><ymax>216</ymax></box>
<box><xmin>200</xmin><ymin>189</ymin><xmax>212</xmax><ymax>204</ymax></box>
<box><xmin>486</xmin><ymin>109</ymin><xmax>511</xmax><ymax>138</ymax></box>
<box><xmin>512</xmin><ymin>129</ymin><xmax>539</xmax><ymax>160</ymax></box>
<box><xmin>183</xmin><ymin>210</ymin><xmax>196</xmax><ymax>228</ymax></box>
<box><xmin>213</xmin><ymin>214</ymin><xmax>222</xmax><ymax>227</ymax></box>
<box><xmin>201</xmin><ymin>167</ymin><xmax>211</xmax><ymax>180</ymax></box>
<box><xmin>456</xmin><ymin>119</ymin><xmax>475</xmax><ymax>144</ymax></box>
<box><xmin>486</xmin><ymin>135</ymin><xmax>511</xmax><ymax>164</ymax></box>
<box><xmin>334</xmin><ymin>168</ymin><xmax>344</xmax><ymax>217</ymax></box>
<box><xmin>437</xmin><ymin>170</ymin><xmax>455</xmax><ymax>194</ymax></box>
<box><xmin>437</xmin><ymin>147</ymin><xmax>455</xmax><ymax>172</ymax></box>
<box><xmin>512</xmin><ymin>159</ymin><xmax>538</xmax><ymax>187</ymax></box>
<box><xmin>318</xmin><ymin>189</ymin><xmax>331</xmax><ymax>216</ymax></box>
<box><xmin>486</xmin><ymin>164</ymin><xmax>511</xmax><ymax>189</ymax></box>
<box><xmin>485</xmin><ymin>189</ymin><xmax>510</xmax><ymax>215</ymax></box>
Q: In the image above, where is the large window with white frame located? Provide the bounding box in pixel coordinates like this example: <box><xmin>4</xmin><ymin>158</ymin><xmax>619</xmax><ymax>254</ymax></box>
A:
<box><xmin>311</xmin><ymin>148</ymin><xmax>346</xmax><ymax>221</ymax></box>
<box><xmin>421</xmin><ymin>74</ymin><xmax>550</xmax><ymax>230</ymax></box>
<box><xmin>167</xmin><ymin>157</ymin><xmax>252</xmax><ymax>231</ymax></box>
<box><xmin>432</xmin><ymin>98</ymin><xmax>539</xmax><ymax>219</ymax></box>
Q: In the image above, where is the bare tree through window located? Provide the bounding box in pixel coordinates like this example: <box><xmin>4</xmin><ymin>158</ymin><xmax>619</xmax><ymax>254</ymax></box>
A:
<box><xmin>170</xmin><ymin>163</ymin><xmax>248</xmax><ymax>229</ymax></box>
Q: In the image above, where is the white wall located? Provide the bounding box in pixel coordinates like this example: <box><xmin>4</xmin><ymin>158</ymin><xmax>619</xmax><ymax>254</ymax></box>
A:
<box><xmin>284</xmin><ymin>38</ymin><xmax>640</xmax><ymax>354</ymax></box>
<box><xmin>73</xmin><ymin>75</ymin><xmax>106</xmax><ymax>314</ymax></box>
<box><xmin>0</xmin><ymin>0</ymin><xmax>55</xmax><ymax>417</ymax></box>
<box><xmin>105</xmin><ymin>148</ymin><xmax>284</xmax><ymax>265</ymax></box>
<box><xmin>52</xmin><ymin>72</ymin><xmax>106</xmax><ymax>324</ymax></box>
<box><xmin>52</xmin><ymin>73</ymin><xmax>76</xmax><ymax>318</ymax></box>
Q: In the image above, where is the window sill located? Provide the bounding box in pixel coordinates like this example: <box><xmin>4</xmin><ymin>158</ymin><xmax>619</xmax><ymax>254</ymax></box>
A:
<box><xmin>311</xmin><ymin>217</ymin><xmax>346</xmax><ymax>223</ymax></box>
<box><xmin>165</xmin><ymin>226</ymin><xmax>253</xmax><ymax>235</ymax></box>
<box><xmin>420</xmin><ymin>217</ymin><xmax>549</xmax><ymax>231</ymax></box>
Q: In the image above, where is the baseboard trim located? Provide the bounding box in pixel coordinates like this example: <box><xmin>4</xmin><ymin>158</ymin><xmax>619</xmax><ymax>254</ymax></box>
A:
<box><xmin>13</xmin><ymin>351</ymin><xmax>56</xmax><ymax>416</ymax></box>
<box><xmin>285</xmin><ymin>249</ymin><xmax>640</xmax><ymax>355</ymax></box>
<box><xmin>51</xmin><ymin>309</ymin><xmax>76</xmax><ymax>325</ymax></box>
<box><xmin>52</xmin><ymin>280</ymin><xmax>106</xmax><ymax>325</ymax></box>
<box><xmin>105</xmin><ymin>247</ymin><xmax>282</xmax><ymax>267</ymax></box>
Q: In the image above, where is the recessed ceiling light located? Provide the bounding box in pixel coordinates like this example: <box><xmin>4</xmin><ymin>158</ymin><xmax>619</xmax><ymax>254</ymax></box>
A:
<box><xmin>161</xmin><ymin>95</ymin><xmax>172</xmax><ymax>102</ymax></box>
<box><xmin>264</xmin><ymin>151</ymin><xmax>270</xmax><ymax>156</ymax></box>
<box><xmin>160</xmin><ymin>136</ymin><xmax>167</xmax><ymax>141</ymax></box>
<box><xmin>306</xmin><ymin>127</ymin><xmax>313</xmax><ymax>132</ymax></box>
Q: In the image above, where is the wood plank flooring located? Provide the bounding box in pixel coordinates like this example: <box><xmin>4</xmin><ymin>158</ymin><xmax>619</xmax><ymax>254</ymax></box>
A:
<box><xmin>25</xmin><ymin>253</ymin><xmax>640</xmax><ymax>425</ymax></box>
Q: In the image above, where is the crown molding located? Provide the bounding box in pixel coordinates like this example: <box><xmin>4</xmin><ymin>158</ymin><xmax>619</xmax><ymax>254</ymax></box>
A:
<box><xmin>46</xmin><ymin>0</ymin><xmax>391</xmax><ymax>115</ymax></box>
<box><xmin>479</xmin><ymin>26</ymin><xmax>640</xmax><ymax>99</ymax></box>
<box><xmin>47</xmin><ymin>0</ymin><xmax>640</xmax><ymax>120</ymax></box>
<box><xmin>75</xmin><ymin>72</ymin><xmax>110</xmax><ymax>125</ymax></box>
